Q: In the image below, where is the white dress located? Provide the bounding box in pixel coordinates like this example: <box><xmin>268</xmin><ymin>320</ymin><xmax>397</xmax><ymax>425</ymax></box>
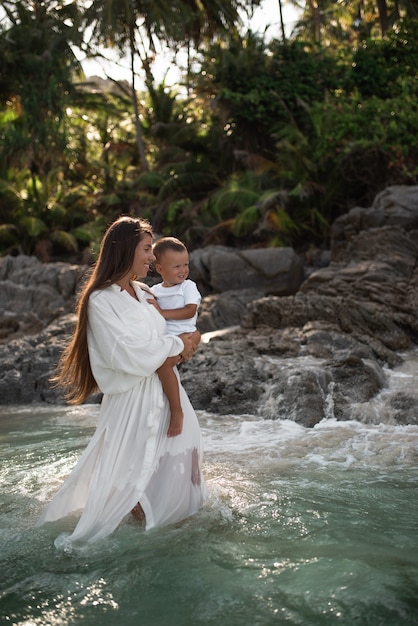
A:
<box><xmin>35</xmin><ymin>281</ymin><xmax>208</xmax><ymax>545</ymax></box>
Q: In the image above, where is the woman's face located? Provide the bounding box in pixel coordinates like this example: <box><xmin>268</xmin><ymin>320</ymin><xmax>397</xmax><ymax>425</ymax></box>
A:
<box><xmin>131</xmin><ymin>234</ymin><xmax>155</xmax><ymax>278</ymax></box>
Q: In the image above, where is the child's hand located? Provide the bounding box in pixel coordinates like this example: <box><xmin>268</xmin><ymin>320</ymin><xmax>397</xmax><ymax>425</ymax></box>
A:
<box><xmin>146</xmin><ymin>297</ymin><xmax>163</xmax><ymax>315</ymax></box>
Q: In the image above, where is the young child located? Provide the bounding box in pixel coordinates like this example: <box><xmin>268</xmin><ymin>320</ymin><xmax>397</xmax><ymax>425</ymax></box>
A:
<box><xmin>150</xmin><ymin>237</ymin><xmax>201</xmax><ymax>438</ymax></box>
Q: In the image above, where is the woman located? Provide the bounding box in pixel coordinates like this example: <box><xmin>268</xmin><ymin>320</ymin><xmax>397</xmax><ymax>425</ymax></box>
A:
<box><xmin>35</xmin><ymin>216</ymin><xmax>208</xmax><ymax>546</ymax></box>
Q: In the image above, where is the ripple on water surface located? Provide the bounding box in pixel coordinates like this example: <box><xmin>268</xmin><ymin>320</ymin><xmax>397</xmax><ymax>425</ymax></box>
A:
<box><xmin>0</xmin><ymin>405</ymin><xmax>418</xmax><ymax>625</ymax></box>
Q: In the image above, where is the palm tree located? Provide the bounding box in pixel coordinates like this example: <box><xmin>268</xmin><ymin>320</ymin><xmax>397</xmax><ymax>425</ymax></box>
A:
<box><xmin>0</xmin><ymin>1</ymin><xmax>88</xmax><ymax>259</ymax></box>
<box><xmin>83</xmin><ymin>0</ymin><xmax>255</xmax><ymax>170</ymax></box>
<box><xmin>292</xmin><ymin>0</ymin><xmax>414</xmax><ymax>44</ymax></box>
<box><xmin>0</xmin><ymin>0</ymin><xmax>84</xmax><ymax>177</ymax></box>
<box><xmin>278</xmin><ymin>0</ymin><xmax>287</xmax><ymax>42</ymax></box>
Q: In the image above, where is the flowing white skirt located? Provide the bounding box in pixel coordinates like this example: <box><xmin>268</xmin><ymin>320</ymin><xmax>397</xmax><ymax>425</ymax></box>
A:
<box><xmin>35</xmin><ymin>370</ymin><xmax>208</xmax><ymax>545</ymax></box>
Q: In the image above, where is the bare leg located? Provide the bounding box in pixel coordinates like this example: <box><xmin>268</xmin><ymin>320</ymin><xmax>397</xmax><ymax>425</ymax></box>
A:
<box><xmin>157</xmin><ymin>361</ymin><xmax>183</xmax><ymax>437</ymax></box>
<box><xmin>191</xmin><ymin>448</ymin><xmax>201</xmax><ymax>486</ymax></box>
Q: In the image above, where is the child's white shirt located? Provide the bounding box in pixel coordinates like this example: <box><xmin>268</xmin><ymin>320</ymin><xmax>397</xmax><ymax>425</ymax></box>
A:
<box><xmin>151</xmin><ymin>279</ymin><xmax>201</xmax><ymax>335</ymax></box>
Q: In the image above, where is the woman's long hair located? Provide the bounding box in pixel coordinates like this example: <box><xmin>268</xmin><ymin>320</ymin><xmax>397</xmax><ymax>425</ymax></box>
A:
<box><xmin>52</xmin><ymin>216</ymin><xmax>153</xmax><ymax>404</ymax></box>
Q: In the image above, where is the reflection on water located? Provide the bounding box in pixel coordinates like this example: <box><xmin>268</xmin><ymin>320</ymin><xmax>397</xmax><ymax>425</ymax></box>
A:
<box><xmin>1</xmin><ymin>380</ymin><xmax>418</xmax><ymax>624</ymax></box>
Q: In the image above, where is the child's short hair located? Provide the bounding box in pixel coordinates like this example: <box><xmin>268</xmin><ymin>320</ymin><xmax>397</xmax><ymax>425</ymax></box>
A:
<box><xmin>153</xmin><ymin>236</ymin><xmax>187</xmax><ymax>261</ymax></box>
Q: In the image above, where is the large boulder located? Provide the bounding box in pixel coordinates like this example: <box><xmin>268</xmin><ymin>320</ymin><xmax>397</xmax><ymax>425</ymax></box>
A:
<box><xmin>197</xmin><ymin>288</ymin><xmax>264</xmax><ymax>333</ymax></box>
<box><xmin>208</xmin><ymin>247</ymin><xmax>304</xmax><ymax>294</ymax></box>
<box><xmin>331</xmin><ymin>184</ymin><xmax>418</xmax><ymax>259</ymax></box>
<box><xmin>0</xmin><ymin>255</ymin><xmax>86</xmax><ymax>342</ymax></box>
<box><xmin>0</xmin><ymin>315</ymin><xmax>76</xmax><ymax>404</ymax></box>
<box><xmin>189</xmin><ymin>245</ymin><xmax>304</xmax><ymax>296</ymax></box>
<box><xmin>180</xmin><ymin>323</ymin><xmax>389</xmax><ymax>426</ymax></box>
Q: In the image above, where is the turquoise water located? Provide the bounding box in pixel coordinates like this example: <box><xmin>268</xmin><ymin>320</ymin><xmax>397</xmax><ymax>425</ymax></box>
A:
<box><xmin>1</xmin><ymin>403</ymin><xmax>418</xmax><ymax>626</ymax></box>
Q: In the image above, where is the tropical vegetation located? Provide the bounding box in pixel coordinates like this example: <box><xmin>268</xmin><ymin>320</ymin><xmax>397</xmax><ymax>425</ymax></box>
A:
<box><xmin>0</xmin><ymin>0</ymin><xmax>417</xmax><ymax>261</ymax></box>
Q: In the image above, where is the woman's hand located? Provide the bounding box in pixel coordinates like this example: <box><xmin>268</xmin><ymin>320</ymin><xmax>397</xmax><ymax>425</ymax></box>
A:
<box><xmin>178</xmin><ymin>333</ymin><xmax>196</xmax><ymax>362</ymax></box>
<box><xmin>190</xmin><ymin>330</ymin><xmax>201</xmax><ymax>349</ymax></box>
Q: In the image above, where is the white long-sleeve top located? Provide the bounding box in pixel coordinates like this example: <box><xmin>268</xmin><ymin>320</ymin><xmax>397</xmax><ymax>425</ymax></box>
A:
<box><xmin>87</xmin><ymin>282</ymin><xmax>184</xmax><ymax>393</ymax></box>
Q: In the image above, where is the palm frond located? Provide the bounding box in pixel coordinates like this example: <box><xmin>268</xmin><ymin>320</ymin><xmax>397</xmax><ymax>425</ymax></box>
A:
<box><xmin>0</xmin><ymin>223</ymin><xmax>19</xmax><ymax>243</ymax></box>
<box><xmin>136</xmin><ymin>171</ymin><xmax>165</xmax><ymax>191</ymax></box>
<box><xmin>50</xmin><ymin>230</ymin><xmax>78</xmax><ymax>252</ymax></box>
<box><xmin>231</xmin><ymin>205</ymin><xmax>259</xmax><ymax>236</ymax></box>
<box><xmin>20</xmin><ymin>217</ymin><xmax>48</xmax><ymax>237</ymax></box>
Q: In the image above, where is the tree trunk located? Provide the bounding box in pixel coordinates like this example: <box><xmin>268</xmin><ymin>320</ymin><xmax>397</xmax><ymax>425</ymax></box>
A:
<box><xmin>376</xmin><ymin>0</ymin><xmax>389</xmax><ymax>35</ymax></box>
<box><xmin>278</xmin><ymin>0</ymin><xmax>286</xmax><ymax>43</ymax></box>
<box><xmin>129</xmin><ymin>22</ymin><xmax>149</xmax><ymax>172</ymax></box>
<box><xmin>306</xmin><ymin>0</ymin><xmax>321</xmax><ymax>44</ymax></box>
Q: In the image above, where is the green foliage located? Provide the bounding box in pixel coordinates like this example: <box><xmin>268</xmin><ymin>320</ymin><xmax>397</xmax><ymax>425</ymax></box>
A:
<box><xmin>195</xmin><ymin>35</ymin><xmax>343</xmax><ymax>152</ymax></box>
<box><xmin>0</xmin><ymin>0</ymin><xmax>83</xmax><ymax>177</ymax></box>
<box><xmin>204</xmin><ymin>171</ymin><xmax>301</xmax><ymax>247</ymax></box>
<box><xmin>49</xmin><ymin>230</ymin><xmax>78</xmax><ymax>253</ymax></box>
<box><xmin>0</xmin><ymin>223</ymin><xmax>19</xmax><ymax>244</ymax></box>
<box><xmin>231</xmin><ymin>205</ymin><xmax>259</xmax><ymax>237</ymax></box>
<box><xmin>210</xmin><ymin>172</ymin><xmax>260</xmax><ymax>220</ymax></box>
<box><xmin>0</xmin><ymin>4</ymin><xmax>417</xmax><ymax>258</ymax></box>
<box><xmin>20</xmin><ymin>216</ymin><xmax>48</xmax><ymax>238</ymax></box>
<box><xmin>345</xmin><ymin>20</ymin><xmax>418</xmax><ymax>98</ymax></box>
<box><xmin>136</xmin><ymin>171</ymin><xmax>165</xmax><ymax>191</ymax></box>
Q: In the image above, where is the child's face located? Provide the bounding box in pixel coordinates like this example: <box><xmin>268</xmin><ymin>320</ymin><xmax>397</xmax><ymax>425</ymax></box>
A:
<box><xmin>155</xmin><ymin>249</ymin><xmax>190</xmax><ymax>287</ymax></box>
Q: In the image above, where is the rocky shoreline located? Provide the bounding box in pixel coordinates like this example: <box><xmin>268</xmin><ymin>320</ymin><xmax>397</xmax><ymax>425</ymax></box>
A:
<box><xmin>1</xmin><ymin>185</ymin><xmax>418</xmax><ymax>427</ymax></box>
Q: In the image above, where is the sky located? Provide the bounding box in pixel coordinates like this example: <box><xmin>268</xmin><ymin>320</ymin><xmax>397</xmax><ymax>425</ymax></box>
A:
<box><xmin>81</xmin><ymin>0</ymin><xmax>300</xmax><ymax>85</ymax></box>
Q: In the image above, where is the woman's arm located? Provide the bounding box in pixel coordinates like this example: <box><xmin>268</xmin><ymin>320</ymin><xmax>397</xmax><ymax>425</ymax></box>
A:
<box><xmin>88</xmin><ymin>292</ymin><xmax>184</xmax><ymax>377</ymax></box>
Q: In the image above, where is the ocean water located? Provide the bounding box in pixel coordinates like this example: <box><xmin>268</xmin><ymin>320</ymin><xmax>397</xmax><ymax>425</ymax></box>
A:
<box><xmin>1</xmin><ymin>357</ymin><xmax>418</xmax><ymax>625</ymax></box>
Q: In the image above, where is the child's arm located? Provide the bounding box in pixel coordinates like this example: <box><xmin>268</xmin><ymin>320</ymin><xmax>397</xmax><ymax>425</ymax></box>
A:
<box><xmin>147</xmin><ymin>297</ymin><xmax>197</xmax><ymax>320</ymax></box>
<box><xmin>159</xmin><ymin>303</ymin><xmax>198</xmax><ymax>321</ymax></box>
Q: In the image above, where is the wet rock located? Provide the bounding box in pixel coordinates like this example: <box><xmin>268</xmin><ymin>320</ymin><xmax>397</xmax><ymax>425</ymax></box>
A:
<box><xmin>1</xmin><ymin>185</ymin><xmax>418</xmax><ymax>427</ymax></box>
<box><xmin>0</xmin><ymin>255</ymin><xmax>86</xmax><ymax>344</ymax></box>
<box><xmin>197</xmin><ymin>288</ymin><xmax>264</xmax><ymax>332</ymax></box>
<box><xmin>180</xmin><ymin>326</ymin><xmax>388</xmax><ymax>427</ymax></box>
<box><xmin>389</xmin><ymin>393</ymin><xmax>418</xmax><ymax>425</ymax></box>
<box><xmin>0</xmin><ymin>315</ymin><xmax>75</xmax><ymax>404</ymax></box>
